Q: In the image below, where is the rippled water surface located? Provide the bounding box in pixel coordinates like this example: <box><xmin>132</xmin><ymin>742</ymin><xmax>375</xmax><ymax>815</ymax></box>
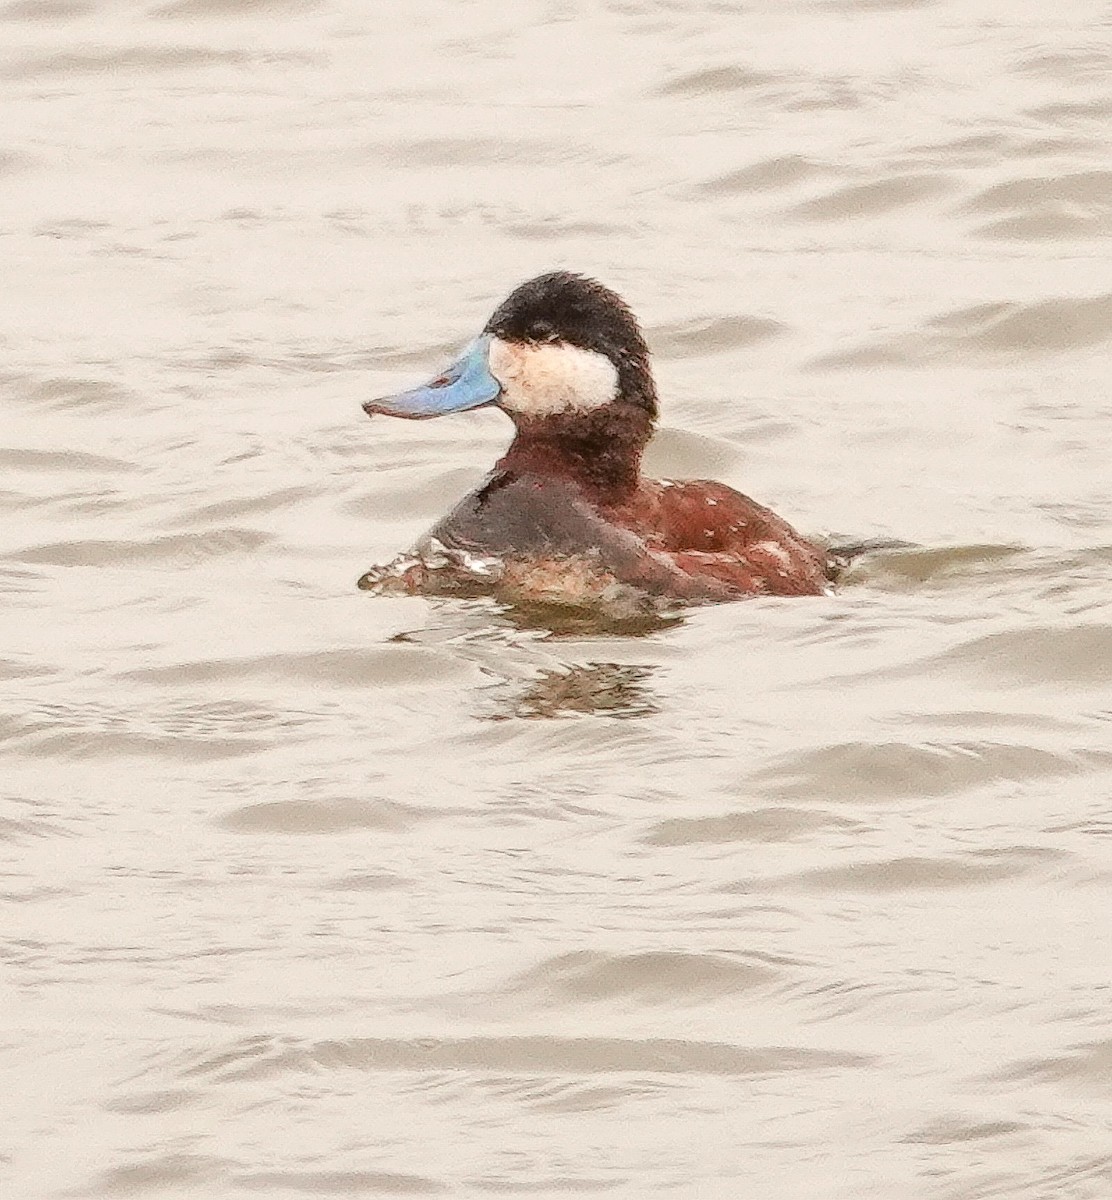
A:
<box><xmin>4</xmin><ymin>1</ymin><xmax>1112</xmax><ymax>1196</ymax></box>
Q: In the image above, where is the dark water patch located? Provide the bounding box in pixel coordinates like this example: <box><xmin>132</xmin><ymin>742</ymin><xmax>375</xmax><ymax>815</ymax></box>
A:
<box><xmin>102</xmin><ymin>1088</ymin><xmax>199</xmax><ymax>1114</ymax></box>
<box><xmin>504</xmin><ymin>950</ymin><xmax>780</xmax><ymax>1006</ymax></box>
<box><xmin>0</xmin><ymin>447</ymin><xmax>136</xmax><ymax>473</ymax></box>
<box><xmin>0</xmin><ymin>485</ymin><xmax>132</xmax><ymax>517</ymax></box>
<box><xmin>894</xmin><ymin>710</ymin><xmax>1087</xmax><ymax>737</ymax></box>
<box><xmin>757</xmin><ymin>848</ymin><xmax>1056</xmax><ymax>894</ymax></box>
<box><xmin>939</xmin><ymin>294</ymin><xmax>1112</xmax><ymax>353</ymax></box>
<box><xmin>696</xmin><ymin>155</ymin><xmax>826</xmax><ymax>195</ymax></box>
<box><xmin>238</xmin><ymin>1171</ymin><xmax>446</xmax><ymax>1195</ymax></box>
<box><xmin>1015</xmin><ymin>50</ymin><xmax>1112</xmax><ymax>81</ymax></box>
<box><xmin>804</xmin><ymin>343</ymin><xmax>907</xmax><ymax>370</ymax></box>
<box><xmin>10</xmin><ymin>528</ymin><xmax>269</xmax><ymax>566</ymax></box>
<box><xmin>48</xmin><ymin>490</ymin><xmax>134</xmax><ymax>518</ymax></box>
<box><xmin>122</xmin><ymin>646</ymin><xmax>480</xmax><ymax>689</ymax></box>
<box><xmin>0</xmin><ymin>488</ymin><xmax>33</xmax><ymax>513</ymax></box>
<box><xmin>0</xmin><ymin>793</ymin><xmax>77</xmax><ymax>844</ymax></box>
<box><xmin>179</xmin><ymin>1033</ymin><xmax>871</xmax><ymax>1083</ymax></box>
<box><xmin>0</xmin><ymin>713</ymin><xmax>30</xmax><ymax>746</ymax></box>
<box><xmin>502</xmin><ymin>219</ymin><xmax>626</xmax><ymax>242</ymax></box>
<box><xmin>468</xmin><ymin>1173</ymin><xmax>619</xmax><ymax>1192</ymax></box>
<box><xmin>219</xmin><ymin>796</ymin><xmax>423</xmax><ymax>835</ymax></box>
<box><xmin>901</xmin><ymin>1114</ymin><xmax>1026</xmax><ymax>1144</ymax></box>
<box><xmin>1010</xmin><ymin>135</ymin><xmax>1104</xmax><ymax>160</ymax></box>
<box><xmin>155</xmin><ymin>0</ymin><xmax>319</xmax><ymax>16</ymax></box>
<box><xmin>915</xmin><ymin>131</ymin><xmax>1100</xmax><ymax>168</ymax></box>
<box><xmin>977</xmin><ymin>211</ymin><xmax>1112</xmax><ymax>239</ymax></box>
<box><xmin>900</xmin><ymin>132</ymin><xmax>1012</xmax><ymax>168</ymax></box>
<box><xmin>87</xmin><ymin>1152</ymin><xmax>231</xmax><ymax>1196</ymax></box>
<box><xmin>656</xmin><ymin>65</ymin><xmax>777</xmax><ymax>96</ymax></box>
<box><xmin>963</xmin><ymin>171</ymin><xmax>1112</xmax><ymax>213</ymax></box>
<box><xmin>20</xmin><ymin>728</ymin><xmax>270</xmax><ymax>761</ymax></box>
<box><xmin>1028</xmin><ymin>96</ymin><xmax>1112</xmax><ymax>124</ymax></box>
<box><xmin>1</xmin><ymin>883</ymin><xmax>73</xmax><ymax>903</ymax></box>
<box><xmin>219</xmin><ymin>207</ymin><xmax>267</xmax><ymax>224</ymax></box>
<box><xmin>820</xmin><ymin>0</ymin><xmax>936</xmax><ymax>9</ymax></box>
<box><xmin>0</xmin><ymin>0</ymin><xmax>92</xmax><ymax>18</ymax></box>
<box><xmin>929</xmin><ymin>1152</ymin><xmax>1112</xmax><ymax>1200</ymax></box>
<box><xmin>170</xmin><ymin>485</ymin><xmax>313</xmax><ymax>526</ymax></box>
<box><xmin>961</xmin><ymin>171</ymin><xmax>1112</xmax><ymax>239</ymax></box>
<box><xmin>33</xmin><ymin>217</ymin><xmax>112</xmax><ymax>239</ymax></box>
<box><xmin>9</xmin><ymin>697</ymin><xmax>294</xmax><ymax>761</ymax></box>
<box><xmin>807</xmin><ymin>293</ymin><xmax>1112</xmax><ymax>368</ymax></box>
<box><xmin>323</xmin><ymin>871</ymin><xmax>408</xmax><ymax>892</ymax></box>
<box><xmin>8</xmin><ymin>696</ymin><xmax>284</xmax><ymax>758</ymax></box>
<box><xmin>783</xmin><ymin>80</ymin><xmax>866</xmax><ymax>113</ymax></box>
<box><xmin>904</xmin><ymin>626</ymin><xmax>1112</xmax><ymax>690</ymax></box>
<box><xmin>0</xmin><ymin>149</ymin><xmax>34</xmax><ymax>174</ymax></box>
<box><xmin>643</xmin><ymin>806</ymin><xmax>859</xmax><ymax>846</ymax></box>
<box><xmin>0</xmin><ymin>46</ymin><xmax>280</xmax><ymax>80</ymax></box>
<box><xmin>1045</xmin><ymin>816</ymin><xmax>1112</xmax><ymax>837</ymax></box>
<box><xmin>789</xmin><ymin>972</ymin><xmax>944</xmax><ymax>1022</ymax></box>
<box><xmin>0</xmin><ymin>811</ymin><xmax>69</xmax><ymax>843</ymax></box>
<box><xmin>752</xmin><ymin>739</ymin><xmax>1089</xmax><ymax>803</ymax></box>
<box><xmin>990</xmin><ymin>1039</ymin><xmax>1112</xmax><ymax>1094</ymax></box>
<box><xmin>25</xmin><ymin>376</ymin><xmax>135</xmax><ymax>410</ymax></box>
<box><xmin>649</xmin><ymin>315</ymin><xmax>785</xmax><ymax>358</ymax></box>
<box><xmin>0</xmin><ymin>657</ymin><xmax>53</xmax><ymax>680</ymax></box>
<box><xmin>178</xmin><ymin>343</ymin><xmax>378</xmax><ymax>376</ymax></box>
<box><xmin>1</xmin><ymin>938</ymin><xmax>50</xmax><ymax>971</ymax></box>
<box><xmin>496</xmin><ymin>1079</ymin><xmax>660</xmax><ymax>1117</ymax></box>
<box><xmin>0</xmin><ymin>565</ymin><xmax>45</xmax><ymax>595</ymax></box>
<box><xmin>786</xmin><ymin>174</ymin><xmax>953</xmax><ymax>221</ymax></box>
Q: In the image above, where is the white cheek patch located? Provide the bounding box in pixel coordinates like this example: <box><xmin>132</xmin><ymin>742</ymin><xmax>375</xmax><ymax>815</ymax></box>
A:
<box><xmin>488</xmin><ymin>337</ymin><xmax>618</xmax><ymax>417</ymax></box>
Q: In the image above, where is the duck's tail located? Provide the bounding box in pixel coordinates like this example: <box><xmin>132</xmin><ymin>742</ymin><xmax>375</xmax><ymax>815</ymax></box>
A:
<box><xmin>824</xmin><ymin>537</ymin><xmax>915</xmax><ymax>575</ymax></box>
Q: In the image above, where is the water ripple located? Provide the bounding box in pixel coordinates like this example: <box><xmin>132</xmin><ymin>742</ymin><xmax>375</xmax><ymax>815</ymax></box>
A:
<box><xmin>750</xmin><ymin>739</ymin><xmax>1098</xmax><ymax>803</ymax></box>
<box><xmin>753</xmin><ymin>848</ymin><xmax>1060</xmax><ymax>894</ymax></box>
<box><xmin>219</xmin><ymin>796</ymin><xmax>430</xmax><ymax>835</ymax></box>
<box><xmin>502</xmin><ymin>949</ymin><xmax>783</xmax><ymax>1006</ymax></box>
<box><xmin>786</xmin><ymin>174</ymin><xmax>954</xmax><ymax>221</ymax></box>
<box><xmin>121</xmin><ymin>646</ymin><xmax>483</xmax><ymax>689</ymax></box>
<box><xmin>238</xmin><ymin>1171</ymin><xmax>447</xmax><ymax>1196</ymax></box>
<box><xmin>9</xmin><ymin>529</ymin><xmax>270</xmax><ymax>567</ymax></box>
<box><xmin>177</xmin><ymin>1034</ymin><xmax>871</xmax><ymax>1084</ymax></box>
<box><xmin>808</xmin><ymin>293</ymin><xmax>1112</xmax><ymax>368</ymax></box>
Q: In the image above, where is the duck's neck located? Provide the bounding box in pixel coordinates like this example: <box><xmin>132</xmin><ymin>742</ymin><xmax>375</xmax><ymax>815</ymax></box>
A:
<box><xmin>497</xmin><ymin>404</ymin><xmax>653</xmax><ymax>499</ymax></box>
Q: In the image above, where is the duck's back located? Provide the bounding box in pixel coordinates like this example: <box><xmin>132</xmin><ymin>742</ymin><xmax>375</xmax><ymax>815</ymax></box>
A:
<box><xmin>629</xmin><ymin>478</ymin><xmax>832</xmax><ymax>597</ymax></box>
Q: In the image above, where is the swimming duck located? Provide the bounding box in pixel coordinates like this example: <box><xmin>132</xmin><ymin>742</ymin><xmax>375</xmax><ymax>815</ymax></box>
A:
<box><xmin>359</xmin><ymin>272</ymin><xmax>832</xmax><ymax>609</ymax></box>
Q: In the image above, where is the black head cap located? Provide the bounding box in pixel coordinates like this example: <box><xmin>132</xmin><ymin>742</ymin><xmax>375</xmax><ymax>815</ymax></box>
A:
<box><xmin>483</xmin><ymin>272</ymin><xmax>658</xmax><ymax>418</ymax></box>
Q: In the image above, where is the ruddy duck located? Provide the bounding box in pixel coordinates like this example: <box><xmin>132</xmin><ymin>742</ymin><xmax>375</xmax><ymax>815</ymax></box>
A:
<box><xmin>359</xmin><ymin>272</ymin><xmax>832</xmax><ymax>610</ymax></box>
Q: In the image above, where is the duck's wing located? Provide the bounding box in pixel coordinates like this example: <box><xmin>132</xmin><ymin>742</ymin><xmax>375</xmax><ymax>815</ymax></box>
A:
<box><xmin>427</xmin><ymin>472</ymin><xmax>734</xmax><ymax>602</ymax></box>
<box><xmin>645</xmin><ymin>480</ymin><xmax>832</xmax><ymax>596</ymax></box>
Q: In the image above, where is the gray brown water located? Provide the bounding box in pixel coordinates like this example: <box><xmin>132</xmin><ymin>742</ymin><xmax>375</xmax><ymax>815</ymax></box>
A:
<box><xmin>4</xmin><ymin>1</ymin><xmax>1112</xmax><ymax>1197</ymax></box>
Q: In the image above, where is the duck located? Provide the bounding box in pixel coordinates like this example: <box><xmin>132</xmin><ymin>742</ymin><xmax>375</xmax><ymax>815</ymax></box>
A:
<box><xmin>359</xmin><ymin>271</ymin><xmax>833</xmax><ymax>610</ymax></box>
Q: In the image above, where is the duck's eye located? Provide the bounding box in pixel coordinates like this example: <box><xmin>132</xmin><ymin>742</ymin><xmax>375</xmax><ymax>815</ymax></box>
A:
<box><xmin>528</xmin><ymin>321</ymin><xmax>559</xmax><ymax>344</ymax></box>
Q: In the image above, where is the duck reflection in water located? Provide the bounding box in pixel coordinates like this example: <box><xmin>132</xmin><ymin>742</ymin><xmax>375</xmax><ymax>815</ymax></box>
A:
<box><xmin>360</xmin><ymin>272</ymin><xmax>835</xmax><ymax>620</ymax></box>
<box><xmin>490</xmin><ymin>662</ymin><xmax>659</xmax><ymax>721</ymax></box>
